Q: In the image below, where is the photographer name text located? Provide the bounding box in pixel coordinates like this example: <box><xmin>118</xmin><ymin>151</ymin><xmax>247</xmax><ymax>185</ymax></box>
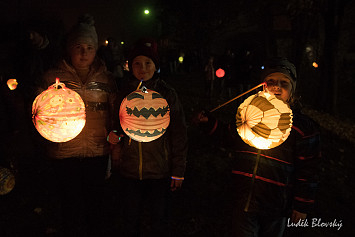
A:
<box><xmin>287</xmin><ymin>218</ymin><xmax>343</xmax><ymax>230</ymax></box>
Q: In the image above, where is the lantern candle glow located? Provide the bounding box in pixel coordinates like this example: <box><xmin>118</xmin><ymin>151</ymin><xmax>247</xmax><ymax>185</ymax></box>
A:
<box><xmin>236</xmin><ymin>90</ymin><xmax>293</xmax><ymax>150</ymax></box>
<box><xmin>32</xmin><ymin>78</ymin><xmax>86</xmax><ymax>143</ymax></box>
<box><xmin>119</xmin><ymin>87</ymin><xmax>170</xmax><ymax>143</ymax></box>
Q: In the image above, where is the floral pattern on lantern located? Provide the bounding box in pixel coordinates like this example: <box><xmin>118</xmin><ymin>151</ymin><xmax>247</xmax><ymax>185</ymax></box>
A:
<box><xmin>236</xmin><ymin>90</ymin><xmax>293</xmax><ymax>149</ymax></box>
<box><xmin>0</xmin><ymin>167</ymin><xmax>15</xmax><ymax>195</ymax></box>
<box><xmin>32</xmin><ymin>78</ymin><xmax>86</xmax><ymax>143</ymax></box>
<box><xmin>119</xmin><ymin>87</ymin><xmax>170</xmax><ymax>142</ymax></box>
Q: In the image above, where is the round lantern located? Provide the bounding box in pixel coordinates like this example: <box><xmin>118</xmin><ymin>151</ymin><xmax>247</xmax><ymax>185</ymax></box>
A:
<box><xmin>119</xmin><ymin>87</ymin><xmax>170</xmax><ymax>142</ymax></box>
<box><xmin>32</xmin><ymin>78</ymin><xmax>86</xmax><ymax>143</ymax></box>
<box><xmin>7</xmin><ymin>79</ymin><xmax>18</xmax><ymax>90</ymax></box>
<box><xmin>0</xmin><ymin>167</ymin><xmax>15</xmax><ymax>195</ymax></box>
<box><xmin>216</xmin><ymin>68</ymin><xmax>225</xmax><ymax>78</ymax></box>
<box><xmin>236</xmin><ymin>90</ymin><xmax>293</xmax><ymax>150</ymax></box>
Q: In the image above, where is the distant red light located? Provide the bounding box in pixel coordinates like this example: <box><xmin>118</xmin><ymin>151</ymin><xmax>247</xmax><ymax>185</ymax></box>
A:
<box><xmin>216</xmin><ymin>68</ymin><xmax>225</xmax><ymax>78</ymax></box>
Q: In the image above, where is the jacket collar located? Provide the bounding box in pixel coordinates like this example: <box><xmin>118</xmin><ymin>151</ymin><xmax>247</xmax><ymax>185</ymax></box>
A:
<box><xmin>128</xmin><ymin>72</ymin><xmax>160</xmax><ymax>90</ymax></box>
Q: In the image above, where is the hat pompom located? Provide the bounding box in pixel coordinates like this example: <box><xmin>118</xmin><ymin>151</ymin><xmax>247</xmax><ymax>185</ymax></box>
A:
<box><xmin>66</xmin><ymin>13</ymin><xmax>98</xmax><ymax>49</ymax></box>
<box><xmin>78</xmin><ymin>14</ymin><xmax>95</xmax><ymax>27</ymax></box>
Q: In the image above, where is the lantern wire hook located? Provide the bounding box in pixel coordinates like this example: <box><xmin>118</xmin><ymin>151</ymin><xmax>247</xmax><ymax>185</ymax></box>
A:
<box><xmin>52</xmin><ymin>78</ymin><xmax>66</xmax><ymax>90</ymax></box>
<box><xmin>210</xmin><ymin>82</ymin><xmax>266</xmax><ymax>112</ymax></box>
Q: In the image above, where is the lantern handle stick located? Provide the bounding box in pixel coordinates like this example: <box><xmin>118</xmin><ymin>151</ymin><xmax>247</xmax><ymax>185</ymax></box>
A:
<box><xmin>209</xmin><ymin>82</ymin><xmax>266</xmax><ymax>112</ymax></box>
<box><xmin>244</xmin><ymin>149</ymin><xmax>261</xmax><ymax>212</ymax></box>
<box><xmin>136</xmin><ymin>80</ymin><xmax>143</xmax><ymax>90</ymax></box>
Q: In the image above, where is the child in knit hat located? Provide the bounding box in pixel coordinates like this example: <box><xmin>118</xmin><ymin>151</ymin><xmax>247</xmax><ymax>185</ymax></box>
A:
<box><xmin>261</xmin><ymin>57</ymin><xmax>297</xmax><ymax>104</ymax></box>
<box><xmin>108</xmin><ymin>38</ymin><xmax>188</xmax><ymax>236</ymax></box>
<box><xmin>41</xmin><ymin>14</ymin><xmax>117</xmax><ymax>237</ymax></box>
<box><xmin>64</xmin><ymin>14</ymin><xmax>99</xmax><ymax>79</ymax></box>
<box><xmin>192</xmin><ymin>57</ymin><xmax>321</xmax><ymax>237</ymax></box>
<box><xmin>127</xmin><ymin>37</ymin><xmax>160</xmax><ymax>81</ymax></box>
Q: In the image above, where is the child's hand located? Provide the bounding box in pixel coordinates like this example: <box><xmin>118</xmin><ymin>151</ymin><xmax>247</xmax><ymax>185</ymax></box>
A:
<box><xmin>191</xmin><ymin>110</ymin><xmax>209</xmax><ymax>125</ymax></box>
<box><xmin>291</xmin><ymin>210</ymin><xmax>307</xmax><ymax>223</ymax></box>
<box><xmin>170</xmin><ymin>178</ymin><xmax>183</xmax><ymax>191</ymax></box>
<box><xmin>107</xmin><ymin>130</ymin><xmax>122</xmax><ymax>144</ymax></box>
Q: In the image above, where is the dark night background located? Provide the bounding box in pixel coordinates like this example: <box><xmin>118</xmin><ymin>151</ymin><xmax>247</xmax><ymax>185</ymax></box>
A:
<box><xmin>0</xmin><ymin>0</ymin><xmax>355</xmax><ymax>236</ymax></box>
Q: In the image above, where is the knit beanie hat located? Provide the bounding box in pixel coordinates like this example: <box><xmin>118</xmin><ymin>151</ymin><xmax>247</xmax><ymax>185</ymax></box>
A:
<box><xmin>261</xmin><ymin>57</ymin><xmax>297</xmax><ymax>93</ymax></box>
<box><xmin>128</xmin><ymin>38</ymin><xmax>160</xmax><ymax>71</ymax></box>
<box><xmin>66</xmin><ymin>14</ymin><xmax>98</xmax><ymax>49</ymax></box>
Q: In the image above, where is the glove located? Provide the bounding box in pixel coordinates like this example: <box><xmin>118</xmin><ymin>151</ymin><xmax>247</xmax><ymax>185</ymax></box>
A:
<box><xmin>191</xmin><ymin>110</ymin><xmax>209</xmax><ymax>126</ymax></box>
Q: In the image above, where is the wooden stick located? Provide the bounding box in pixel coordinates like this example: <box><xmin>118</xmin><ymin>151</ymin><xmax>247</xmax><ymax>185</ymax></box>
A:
<box><xmin>136</xmin><ymin>80</ymin><xmax>143</xmax><ymax>90</ymax></box>
<box><xmin>210</xmin><ymin>82</ymin><xmax>265</xmax><ymax>112</ymax></box>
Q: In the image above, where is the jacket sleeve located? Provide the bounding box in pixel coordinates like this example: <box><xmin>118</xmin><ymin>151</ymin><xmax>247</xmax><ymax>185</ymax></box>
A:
<box><xmin>166</xmin><ymin>88</ymin><xmax>188</xmax><ymax>178</ymax></box>
<box><xmin>197</xmin><ymin>112</ymin><xmax>238</xmax><ymax>149</ymax></box>
<box><xmin>292</xmin><ymin>115</ymin><xmax>321</xmax><ymax>213</ymax></box>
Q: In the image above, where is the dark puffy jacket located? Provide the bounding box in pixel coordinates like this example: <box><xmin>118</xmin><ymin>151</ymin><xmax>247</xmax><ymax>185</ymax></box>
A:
<box><xmin>116</xmin><ymin>75</ymin><xmax>188</xmax><ymax>180</ymax></box>
<box><xmin>41</xmin><ymin>59</ymin><xmax>117</xmax><ymax>159</ymax></box>
<box><xmin>204</xmin><ymin>109</ymin><xmax>321</xmax><ymax>216</ymax></box>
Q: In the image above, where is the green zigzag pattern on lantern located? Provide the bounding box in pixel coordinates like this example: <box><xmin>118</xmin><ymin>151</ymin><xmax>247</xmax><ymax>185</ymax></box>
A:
<box><xmin>125</xmin><ymin>128</ymin><xmax>167</xmax><ymax>137</ymax></box>
<box><xmin>126</xmin><ymin>106</ymin><xmax>170</xmax><ymax>119</ymax></box>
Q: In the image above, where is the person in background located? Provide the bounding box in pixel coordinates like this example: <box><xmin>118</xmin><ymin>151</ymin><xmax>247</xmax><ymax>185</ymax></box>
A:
<box><xmin>7</xmin><ymin>18</ymin><xmax>65</xmax><ymax>230</ymax></box>
<box><xmin>41</xmin><ymin>14</ymin><xmax>117</xmax><ymax>237</ymax></box>
<box><xmin>204</xmin><ymin>55</ymin><xmax>215</xmax><ymax>99</ymax></box>
<box><xmin>193</xmin><ymin>57</ymin><xmax>321</xmax><ymax>237</ymax></box>
<box><xmin>14</xmin><ymin>17</ymin><xmax>64</xmax><ymax>108</ymax></box>
<box><xmin>108</xmin><ymin>38</ymin><xmax>188</xmax><ymax>237</ymax></box>
<box><xmin>219</xmin><ymin>48</ymin><xmax>235</xmax><ymax>99</ymax></box>
<box><xmin>97</xmin><ymin>37</ymin><xmax>125</xmax><ymax>83</ymax></box>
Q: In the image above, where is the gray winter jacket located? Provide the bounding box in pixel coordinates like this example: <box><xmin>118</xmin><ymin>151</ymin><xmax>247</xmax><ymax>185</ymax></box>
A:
<box><xmin>41</xmin><ymin>58</ymin><xmax>117</xmax><ymax>159</ymax></box>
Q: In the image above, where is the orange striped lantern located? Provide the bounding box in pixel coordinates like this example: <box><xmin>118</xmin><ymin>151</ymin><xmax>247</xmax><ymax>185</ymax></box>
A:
<box><xmin>0</xmin><ymin>167</ymin><xmax>15</xmax><ymax>195</ymax></box>
<box><xmin>236</xmin><ymin>90</ymin><xmax>293</xmax><ymax>149</ymax></box>
<box><xmin>32</xmin><ymin>78</ymin><xmax>86</xmax><ymax>143</ymax></box>
<box><xmin>119</xmin><ymin>87</ymin><xmax>170</xmax><ymax>142</ymax></box>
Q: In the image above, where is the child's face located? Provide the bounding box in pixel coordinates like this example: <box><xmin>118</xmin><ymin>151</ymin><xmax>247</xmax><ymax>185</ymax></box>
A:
<box><xmin>69</xmin><ymin>42</ymin><xmax>96</xmax><ymax>69</ymax></box>
<box><xmin>264</xmin><ymin>72</ymin><xmax>292</xmax><ymax>103</ymax></box>
<box><xmin>132</xmin><ymin>55</ymin><xmax>156</xmax><ymax>81</ymax></box>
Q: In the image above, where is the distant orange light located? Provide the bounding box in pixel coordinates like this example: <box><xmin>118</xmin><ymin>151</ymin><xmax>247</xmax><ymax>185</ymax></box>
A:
<box><xmin>124</xmin><ymin>60</ymin><xmax>129</xmax><ymax>71</ymax></box>
<box><xmin>312</xmin><ymin>62</ymin><xmax>319</xmax><ymax>68</ymax></box>
<box><xmin>7</xmin><ymin>79</ymin><xmax>18</xmax><ymax>90</ymax></box>
<box><xmin>216</xmin><ymin>68</ymin><xmax>225</xmax><ymax>78</ymax></box>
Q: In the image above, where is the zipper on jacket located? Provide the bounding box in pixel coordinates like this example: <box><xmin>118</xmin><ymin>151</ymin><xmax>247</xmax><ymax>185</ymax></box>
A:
<box><xmin>244</xmin><ymin>149</ymin><xmax>261</xmax><ymax>212</ymax></box>
<box><xmin>138</xmin><ymin>142</ymin><xmax>143</xmax><ymax>180</ymax></box>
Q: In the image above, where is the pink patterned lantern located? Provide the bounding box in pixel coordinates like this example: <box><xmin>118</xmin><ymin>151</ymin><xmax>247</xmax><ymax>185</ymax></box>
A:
<box><xmin>32</xmin><ymin>78</ymin><xmax>86</xmax><ymax>143</ymax></box>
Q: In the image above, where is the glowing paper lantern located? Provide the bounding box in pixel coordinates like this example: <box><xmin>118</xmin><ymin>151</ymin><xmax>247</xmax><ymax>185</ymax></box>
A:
<box><xmin>119</xmin><ymin>87</ymin><xmax>170</xmax><ymax>142</ymax></box>
<box><xmin>216</xmin><ymin>68</ymin><xmax>225</xmax><ymax>78</ymax></box>
<box><xmin>236</xmin><ymin>90</ymin><xmax>293</xmax><ymax>149</ymax></box>
<box><xmin>7</xmin><ymin>79</ymin><xmax>18</xmax><ymax>90</ymax></box>
<box><xmin>32</xmin><ymin>78</ymin><xmax>86</xmax><ymax>143</ymax></box>
<box><xmin>0</xmin><ymin>167</ymin><xmax>15</xmax><ymax>195</ymax></box>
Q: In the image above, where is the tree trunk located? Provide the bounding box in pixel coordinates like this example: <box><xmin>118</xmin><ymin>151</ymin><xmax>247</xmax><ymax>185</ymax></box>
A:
<box><xmin>321</xmin><ymin>0</ymin><xmax>348</xmax><ymax>114</ymax></box>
